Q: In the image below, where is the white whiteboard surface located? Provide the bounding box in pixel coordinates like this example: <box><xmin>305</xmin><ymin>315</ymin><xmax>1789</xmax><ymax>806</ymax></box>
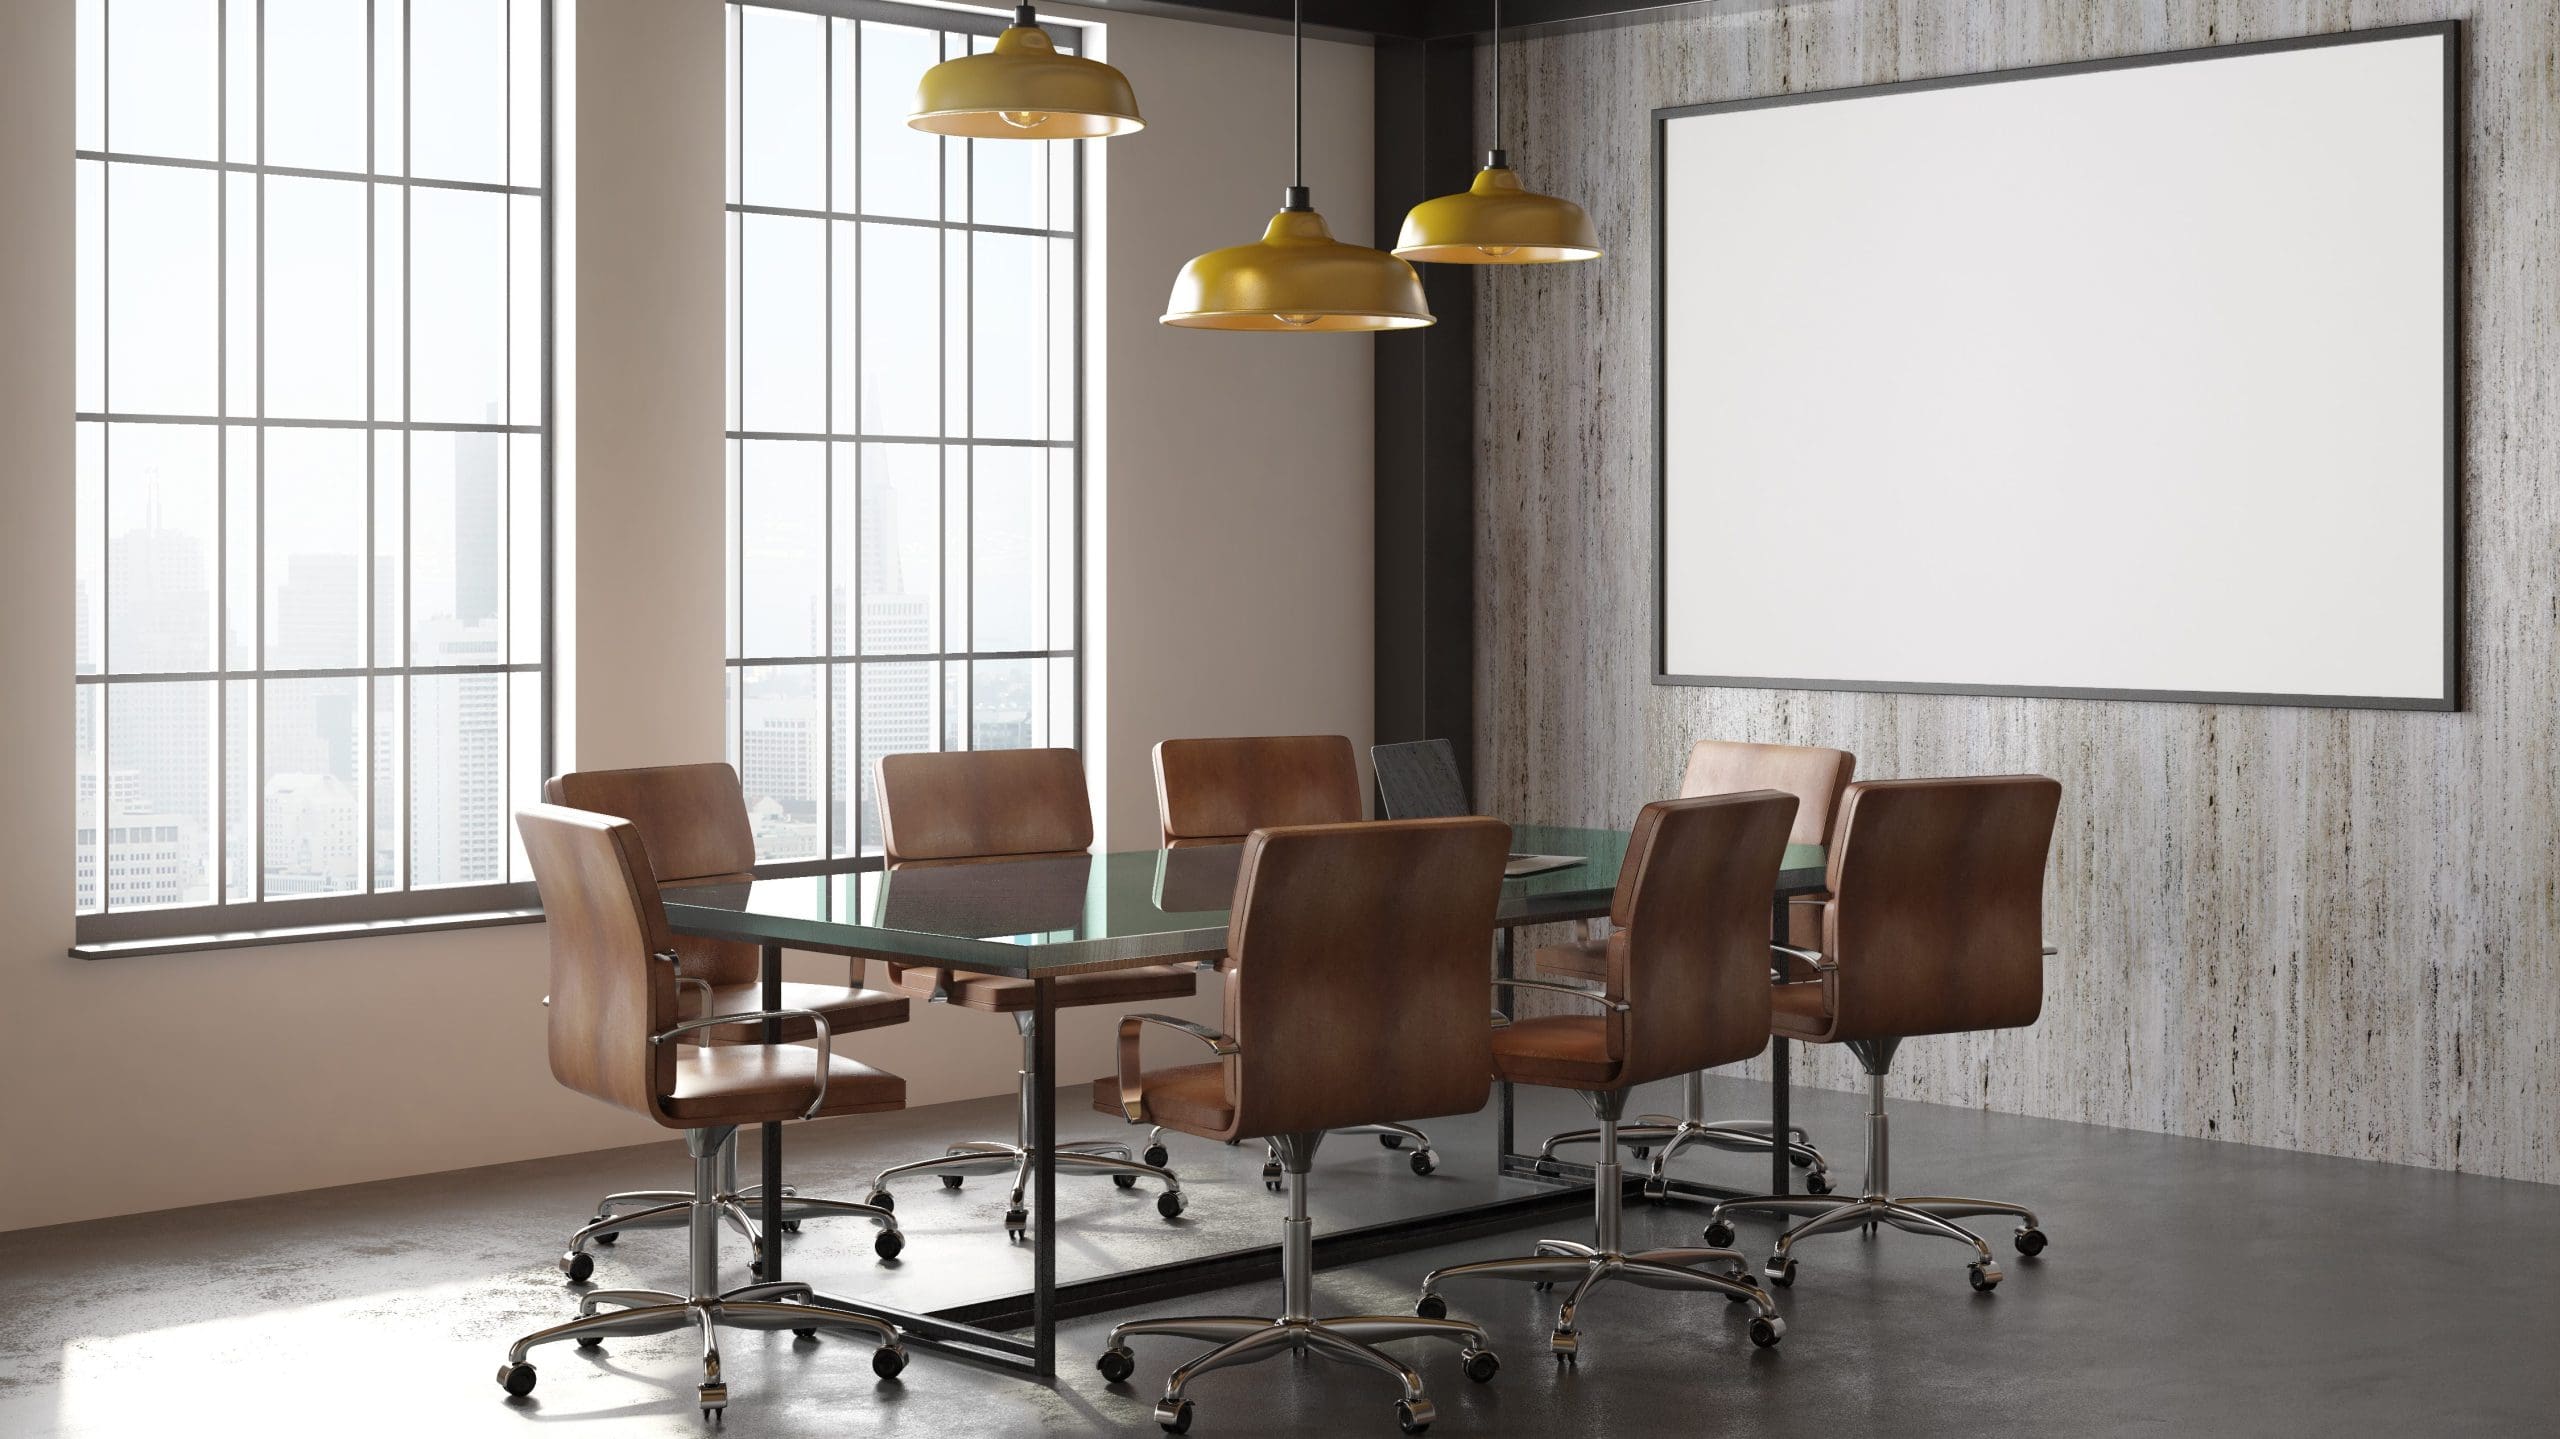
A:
<box><xmin>1656</xmin><ymin>26</ymin><xmax>2456</xmax><ymax>708</ymax></box>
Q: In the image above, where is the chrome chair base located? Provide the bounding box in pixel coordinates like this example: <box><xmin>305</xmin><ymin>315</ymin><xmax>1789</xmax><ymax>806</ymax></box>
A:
<box><xmin>1537</xmin><ymin>1070</ymin><xmax>1832</xmax><ymax>1197</ymax></box>
<box><xmin>564</xmin><ymin>1132</ymin><xmax>900</xmax><ymax>1282</ymax></box>
<box><xmin>1258</xmin><ymin>1123</ymin><xmax>1436</xmax><ymax>1190</ymax></box>
<box><xmin>501</xmin><ymin>1128</ymin><xmax>910</xmax><ymax>1418</ymax></box>
<box><xmin>1422</xmin><ymin>1093</ymin><xmax>1783</xmax><ymax>1361</ymax></box>
<box><xmin>868</xmin><ymin>1015</ymin><xmax>1184</xmax><ymax>1237</ymax></box>
<box><xmin>1703</xmin><ymin>1045</ymin><xmax>2046</xmax><ymax>1293</ymax></box>
<box><xmin>1101</xmin><ymin>1134</ymin><xmax>1495</xmax><ymax>1434</ymax></box>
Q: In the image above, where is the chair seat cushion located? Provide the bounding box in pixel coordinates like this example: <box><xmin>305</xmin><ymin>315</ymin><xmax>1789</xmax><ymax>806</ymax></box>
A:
<box><xmin>666</xmin><ymin>1044</ymin><xmax>906</xmax><ymax>1124</ymax></box>
<box><xmin>1090</xmin><ymin>1062</ymin><xmax>1235</xmax><ymax>1138</ymax></box>
<box><xmin>1771</xmin><ymin>980</ymin><xmax>1830</xmax><ymax>1037</ymax></box>
<box><xmin>1491</xmin><ymin>1015</ymin><xmax>1621</xmax><ymax>1088</ymax></box>
<box><xmin>697</xmin><ymin>982</ymin><xmax>910</xmax><ymax>1045</ymax></box>
<box><xmin>1531</xmin><ymin>936</ymin><xmax>1608</xmax><ymax>983</ymax></box>
<box><xmin>893</xmin><ymin>963</ymin><xmax>1199</xmax><ymax>1012</ymax></box>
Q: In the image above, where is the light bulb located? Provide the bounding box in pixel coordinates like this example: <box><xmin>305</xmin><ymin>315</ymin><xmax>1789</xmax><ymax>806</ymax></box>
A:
<box><xmin>999</xmin><ymin>110</ymin><xmax>1052</xmax><ymax>130</ymax></box>
<box><xmin>1274</xmin><ymin>312</ymin><xmax>1320</xmax><ymax>327</ymax></box>
<box><xmin>1477</xmin><ymin>245</ymin><xmax>1519</xmax><ymax>258</ymax></box>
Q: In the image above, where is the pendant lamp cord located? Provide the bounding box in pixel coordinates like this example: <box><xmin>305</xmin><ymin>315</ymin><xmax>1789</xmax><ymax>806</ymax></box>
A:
<box><xmin>1493</xmin><ymin>0</ymin><xmax>1502</xmax><ymax>150</ymax></box>
<box><xmin>1293</xmin><ymin>0</ymin><xmax>1304</xmax><ymax>191</ymax></box>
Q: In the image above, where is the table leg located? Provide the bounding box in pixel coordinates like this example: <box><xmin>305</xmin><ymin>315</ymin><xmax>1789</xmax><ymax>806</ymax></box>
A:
<box><xmin>761</xmin><ymin>942</ymin><xmax>784</xmax><ymax>1283</ymax></box>
<box><xmin>1766</xmin><ymin>897</ymin><xmax>1791</xmax><ymax>1198</ymax></box>
<box><xmin>1030</xmin><ymin>977</ymin><xmax>1057</xmax><ymax>1378</ymax></box>
<box><xmin>1494</xmin><ymin>928</ymin><xmax>1516</xmax><ymax>1163</ymax></box>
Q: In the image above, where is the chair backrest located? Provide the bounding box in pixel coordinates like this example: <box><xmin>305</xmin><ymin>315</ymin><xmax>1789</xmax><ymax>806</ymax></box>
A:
<box><xmin>1222</xmin><ymin>818</ymin><xmax>1509</xmax><ymax>1138</ymax></box>
<box><xmin>515</xmin><ymin>804</ymin><xmax>679</xmax><ymax>1120</ymax></box>
<box><xmin>1823</xmin><ymin>776</ymin><xmax>2061</xmax><ymax>1041</ymax></box>
<box><xmin>546</xmin><ymin>763</ymin><xmax>761</xmax><ymax>987</ymax></box>
<box><xmin>1153</xmin><ymin>735</ymin><xmax>1363</xmax><ymax>846</ymax></box>
<box><xmin>877</xmin><ymin>747</ymin><xmax>1092</xmax><ymax>864</ymax></box>
<box><xmin>1601</xmin><ymin>791</ymin><xmax>1797</xmax><ymax>1085</ymax></box>
<box><xmin>1370</xmin><ymin>738</ymin><xmax>1473</xmax><ymax>819</ymax></box>
<box><xmin>1680</xmin><ymin>740</ymin><xmax>1856</xmax><ymax>848</ymax></box>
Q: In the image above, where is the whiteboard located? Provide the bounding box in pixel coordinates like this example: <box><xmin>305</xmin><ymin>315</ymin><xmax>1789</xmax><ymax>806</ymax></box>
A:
<box><xmin>1655</xmin><ymin>25</ymin><xmax>2458</xmax><ymax>709</ymax></box>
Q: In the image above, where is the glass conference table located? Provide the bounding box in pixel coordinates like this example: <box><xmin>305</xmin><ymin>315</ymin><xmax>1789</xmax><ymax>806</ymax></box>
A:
<box><xmin>660</xmin><ymin>824</ymin><xmax>1828</xmax><ymax>1379</ymax></box>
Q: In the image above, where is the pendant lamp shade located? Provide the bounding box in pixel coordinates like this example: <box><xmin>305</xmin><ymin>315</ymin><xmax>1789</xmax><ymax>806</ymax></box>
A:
<box><xmin>1161</xmin><ymin>0</ymin><xmax>1432</xmax><ymax>332</ymax></box>
<box><xmin>909</xmin><ymin>6</ymin><xmax>1142</xmax><ymax>140</ymax></box>
<box><xmin>1394</xmin><ymin>154</ymin><xmax>1602</xmax><ymax>263</ymax></box>
<box><xmin>1162</xmin><ymin>200</ymin><xmax>1434</xmax><ymax>332</ymax></box>
<box><xmin>1395</xmin><ymin>0</ymin><xmax>1601</xmax><ymax>264</ymax></box>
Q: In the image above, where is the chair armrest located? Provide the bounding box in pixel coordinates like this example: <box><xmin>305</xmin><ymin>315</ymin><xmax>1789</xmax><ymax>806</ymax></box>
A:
<box><xmin>651</xmin><ymin>1007</ymin><xmax>837</xmax><ymax>1120</ymax></box>
<box><xmin>2042</xmin><ymin>945</ymin><xmax>2058</xmax><ymax>957</ymax></box>
<box><xmin>1490</xmin><ymin>978</ymin><xmax>1630</xmax><ymax>1014</ymax></box>
<box><xmin>1113</xmin><ymin>1013</ymin><xmax>1240</xmax><ymax>1124</ymax></box>
<box><xmin>1770</xmin><ymin>942</ymin><xmax>1834</xmax><ymax>970</ymax></box>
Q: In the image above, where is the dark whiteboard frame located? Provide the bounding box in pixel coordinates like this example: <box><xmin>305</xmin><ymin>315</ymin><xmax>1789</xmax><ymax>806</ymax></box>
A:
<box><xmin>1650</xmin><ymin>21</ymin><xmax>2464</xmax><ymax>712</ymax></box>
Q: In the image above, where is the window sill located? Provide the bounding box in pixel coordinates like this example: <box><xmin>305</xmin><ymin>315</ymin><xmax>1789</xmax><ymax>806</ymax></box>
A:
<box><xmin>71</xmin><ymin>906</ymin><xmax>543</xmax><ymax>960</ymax></box>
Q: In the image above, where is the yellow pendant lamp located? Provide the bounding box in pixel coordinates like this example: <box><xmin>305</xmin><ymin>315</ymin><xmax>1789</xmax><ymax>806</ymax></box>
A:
<box><xmin>909</xmin><ymin>5</ymin><xmax>1143</xmax><ymax>141</ymax></box>
<box><xmin>1394</xmin><ymin>0</ymin><xmax>1601</xmax><ymax>264</ymax></box>
<box><xmin>1162</xmin><ymin>0</ymin><xmax>1432</xmax><ymax>332</ymax></box>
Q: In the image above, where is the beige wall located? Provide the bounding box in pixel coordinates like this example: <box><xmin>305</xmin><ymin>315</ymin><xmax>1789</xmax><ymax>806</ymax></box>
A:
<box><xmin>0</xmin><ymin>2</ymin><xmax>1374</xmax><ymax>1232</ymax></box>
<box><xmin>1077</xmin><ymin>11</ymin><xmax>1379</xmax><ymax>848</ymax></box>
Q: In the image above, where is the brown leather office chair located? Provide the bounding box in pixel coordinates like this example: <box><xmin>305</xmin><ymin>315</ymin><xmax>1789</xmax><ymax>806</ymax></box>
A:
<box><xmin>1416</xmin><ymin>793</ymin><xmax>1795</xmax><ymax>1361</ymax></box>
<box><xmin>1094</xmin><ymin>818</ymin><xmax>1512</xmax><ymax>1435</ymax></box>
<box><xmin>1152</xmin><ymin>734</ymin><xmax>1441</xmax><ymax>1182</ymax></box>
<box><xmin>863</xmin><ymin>747</ymin><xmax>1196</xmax><ymax>1236</ymax></box>
<box><xmin>1537</xmin><ymin>739</ymin><xmax>1855</xmax><ymax>1196</ymax></box>
<box><xmin>1702</xmin><ymin>776</ymin><xmax>2062</xmax><ymax>1295</ymax></box>
<box><xmin>544</xmin><ymin>764</ymin><xmax>909</xmax><ymax>1281</ymax></box>
<box><xmin>496</xmin><ymin>805</ymin><xmax>912</xmax><ymax>1418</ymax></box>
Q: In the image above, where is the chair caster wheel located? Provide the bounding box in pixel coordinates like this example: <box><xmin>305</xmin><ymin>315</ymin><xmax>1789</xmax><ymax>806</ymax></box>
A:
<box><xmin>792</xmin><ymin>1327</ymin><xmax>817</xmax><ymax>1341</ymax></box>
<box><xmin>1155</xmin><ymin>1397</ymin><xmax>1195</xmax><ymax>1433</ymax></box>
<box><xmin>1378</xmin><ymin>1132</ymin><xmax>1406</xmax><ymax>1149</ymax></box>
<box><xmin>873</xmin><ymin>1345</ymin><xmax>908</xmax><ymax>1380</ymax></box>
<box><xmin>1765</xmin><ymin>1256</ymin><xmax>1797</xmax><ymax>1287</ymax></box>
<box><xmin>1704</xmin><ymin>1219</ymin><xmax>1737</xmax><ymax>1248</ymax></box>
<box><xmin>1724</xmin><ymin>1276</ymin><xmax>1754</xmax><ymax>1303</ymax></box>
<box><xmin>1788</xmin><ymin>1148</ymin><xmax>1814</xmax><ymax>1169</ymax></box>
<box><xmin>869</xmin><ymin>1188</ymin><xmax>898</xmax><ymax>1209</ymax></box>
<box><xmin>1143</xmin><ymin>1144</ymin><xmax>1170</xmax><ymax>1168</ymax></box>
<box><xmin>576</xmin><ymin>1333</ymin><xmax>605</xmax><ymax>1348</ymax></box>
<box><xmin>2013</xmin><ymin>1226</ymin><xmax>2047</xmax><ymax>1257</ymax></box>
<box><xmin>1549</xmin><ymin>1328</ymin><xmax>1579</xmax><ymax>1363</ymax></box>
<box><xmin>1749</xmin><ymin>1315</ymin><xmax>1785</xmax><ymax>1348</ymax></box>
<box><xmin>558</xmin><ymin>1250</ymin><xmax>594</xmax><ymax>1283</ymax></box>
<box><xmin>1968</xmin><ymin>1261</ymin><xmax>2002</xmax><ymax>1292</ymax></box>
<box><xmin>592</xmin><ymin>1230</ymin><xmax>619</xmax><ymax>1246</ymax></box>
<box><xmin>497</xmin><ymin>1361</ymin><xmax>537</xmax><ymax>1396</ymax></box>
<box><xmin>1531</xmin><ymin>1280</ymin><xmax>1553</xmax><ymax>1292</ymax></box>
<box><xmin>1261</xmin><ymin>1161</ymin><xmax>1282</xmax><ymax>1191</ymax></box>
<box><xmin>1409</xmin><ymin>1150</ymin><xmax>1437</xmax><ymax>1177</ymax></box>
<box><xmin>1641</xmin><ymin>1178</ymin><xmax>1669</xmax><ymax>1203</ymax></box>
<box><xmin>1113</xmin><ymin>1171</ymin><xmax>1141</xmax><ymax>1189</ymax></box>
<box><xmin>1098</xmin><ymin>1346</ymin><xmax>1137</xmax><ymax>1384</ymax></box>
<box><xmin>1461</xmin><ymin>1347</ymin><xmax>1499</xmax><ymax>1383</ymax></box>
<box><xmin>1414</xmin><ymin>1293</ymin><xmax>1447</xmax><ymax>1320</ymax></box>
<box><xmin>875</xmin><ymin>1228</ymin><xmax>905</xmax><ymax>1260</ymax></box>
<box><xmin>1396</xmin><ymin>1397</ymin><xmax>1436</xmax><ymax>1433</ymax></box>
<box><xmin>1157</xmin><ymin>1190</ymin><xmax>1187</xmax><ymax>1220</ymax></box>
<box><xmin>698</xmin><ymin>1381</ymin><xmax>727</xmax><ymax>1418</ymax></box>
<box><xmin>1804</xmin><ymin>1171</ymin><xmax>1834</xmax><ymax>1195</ymax></box>
<box><xmin>1630</xmin><ymin>1145</ymin><xmax>1650</xmax><ymax>1161</ymax></box>
<box><xmin>1005</xmin><ymin>1208</ymin><xmax>1029</xmax><ymax>1241</ymax></box>
<box><xmin>779</xmin><ymin>1219</ymin><xmax>802</xmax><ymax>1234</ymax></box>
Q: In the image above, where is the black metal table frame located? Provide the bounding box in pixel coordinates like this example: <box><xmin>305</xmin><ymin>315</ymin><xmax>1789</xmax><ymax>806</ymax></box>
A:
<box><xmin>695</xmin><ymin>880</ymin><xmax>1820</xmax><ymax>1380</ymax></box>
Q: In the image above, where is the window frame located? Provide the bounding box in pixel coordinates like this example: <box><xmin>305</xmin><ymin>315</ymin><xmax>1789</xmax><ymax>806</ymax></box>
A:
<box><xmin>725</xmin><ymin>0</ymin><xmax>1088</xmax><ymax>879</ymax></box>
<box><xmin>72</xmin><ymin>0</ymin><xmax>555</xmax><ymax>952</ymax></box>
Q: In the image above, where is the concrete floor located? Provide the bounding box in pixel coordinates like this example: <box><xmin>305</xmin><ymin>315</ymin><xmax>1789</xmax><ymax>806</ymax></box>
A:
<box><xmin>2</xmin><ymin>1073</ymin><xmax>2553</xmax><ymax>1437</ymax></box>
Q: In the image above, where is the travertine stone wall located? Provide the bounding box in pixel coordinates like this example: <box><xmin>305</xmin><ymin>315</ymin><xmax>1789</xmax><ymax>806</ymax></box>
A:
<box><xmin>1473</xmin><ymin>0</ymin><xmax>2556</xmax><ymax>1181</ymax></box>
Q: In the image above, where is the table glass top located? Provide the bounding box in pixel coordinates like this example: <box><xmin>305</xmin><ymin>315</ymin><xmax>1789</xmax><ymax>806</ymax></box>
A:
<box><xmin>660</xmin><ymin>825</ymin><xmax>1825</xmax><ymax>977</ymax></box>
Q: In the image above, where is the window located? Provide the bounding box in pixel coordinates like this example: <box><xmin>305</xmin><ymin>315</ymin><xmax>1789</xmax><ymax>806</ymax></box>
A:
<box><xmin>74</xmin><ymin>0</ymin><xmax>548</xmax><ymax>942</ymax></box>
<box><xmin>725</xmin><ymin>1</ymin><xmax>1082</xmax><ymax>866</ymax></box>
